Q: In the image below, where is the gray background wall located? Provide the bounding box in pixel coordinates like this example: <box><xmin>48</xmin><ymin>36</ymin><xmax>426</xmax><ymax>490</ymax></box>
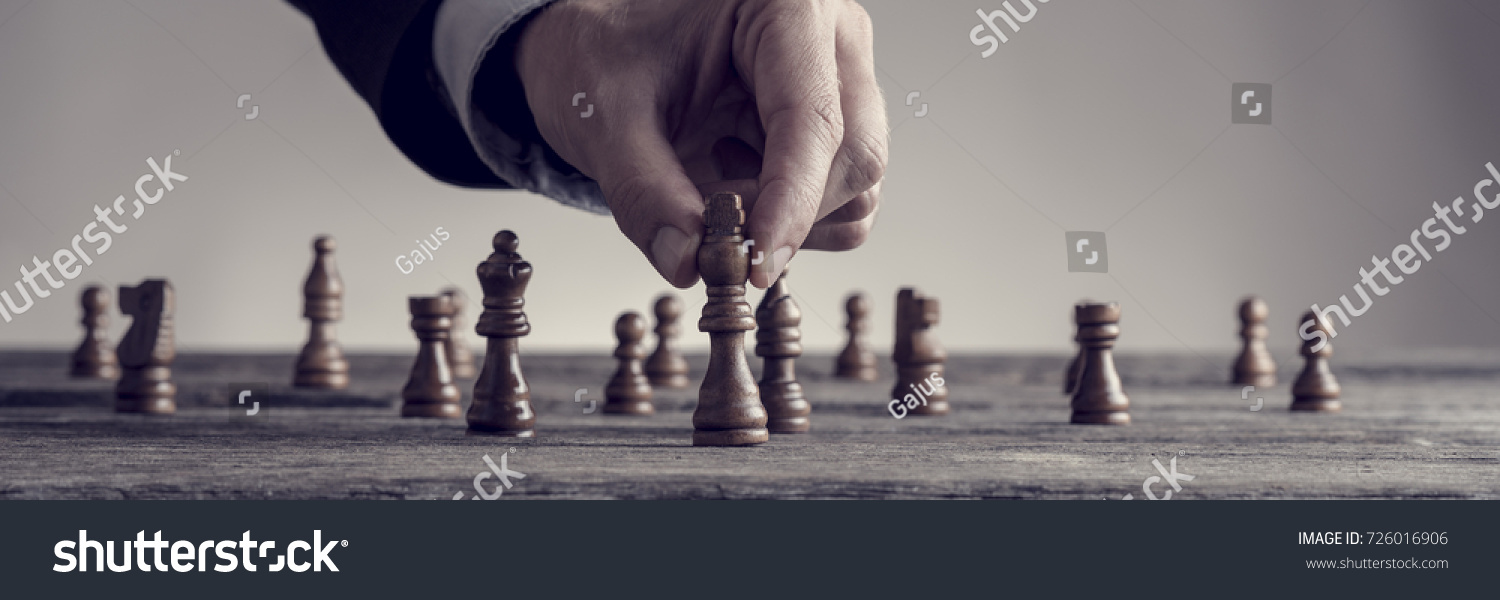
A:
<box><xmin>2</xmin><ymin>0</ymin><xmax>1499</xmax><ymax>356</ymax></box>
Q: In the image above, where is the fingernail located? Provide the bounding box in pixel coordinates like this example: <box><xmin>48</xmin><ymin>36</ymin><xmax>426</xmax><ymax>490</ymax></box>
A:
<box><xmin>767</xmin><ymin>245</ymin><xmax>793</xmax><ymax>280</ymax></box>
<box><xmin>651</xmin><ymin>226</ymin><xmax>696</xmax><ymax>286</ymax></box>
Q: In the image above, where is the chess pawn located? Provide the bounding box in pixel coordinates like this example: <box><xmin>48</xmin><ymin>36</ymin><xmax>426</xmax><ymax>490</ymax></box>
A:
<box><xmin>1231</xmin><ymin>296</ymin><xmax>1277</xmax><ymax>387</ymax></box>
<box><xmin>756</xmin><ymin>272</ymin><xmax>809</xmax><ymax>433</ymax></box>
<box><xmin>115</xmin><ymin>280</ymin><xmax>176</xmax><ymax>414</ymax></box>
<box><xmin>467</xmin><ymin>231</ymin><xmax>538</xmax><ymax>436</ymax></box>
<box><xmin>401</xmin><ymin>296</ymin><xmax>463</xmax><ymax>418</ymax></box>
<box><xmin>891</xmin><ymin>288</ymin><xmax>948</xmax><ymax>416</ymax></box>
<box><xmin>644</xmin><ymin>294</ymin><xmax>690</xmax><ymax>388</ymax></box>
<box><xmin>1291</xmin><ymin>310</ymin><xmax>1341</xmax><ymax>412</ymax></box>
<box><xmin>834</xmin><ymin>292</ymin><xmax>877</xmax><ymax>381</ymax></box>
<box><xmin>1070</xmin><ymin>302</ymin><xmax>1130</xmax><ymax>425</ymax></box>
<box><xmin>441</xmin><ymin>287</ymin><xmax>478</xmax><ymax>379</ymax></box>
<box><xmin>604</xmin><ymin>312</ymin><xmax>654</xmax><ymax>415</ymax></box>
<box><xmin>71</xmin><ymin>285</ymin><xmax>119</xmax><ymax>379</ymax></box>
<box><xmin>692</xmin><ymin>192</ymin><xmax>768</xmax><ymax>446</ymax></box>
<box><xmin>294</xmin><ymin>236</ymin><xmax>350</xmax><ymax>389</ymax></box>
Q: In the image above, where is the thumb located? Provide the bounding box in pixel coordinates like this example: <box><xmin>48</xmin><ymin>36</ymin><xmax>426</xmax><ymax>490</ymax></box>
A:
<box><xmin>594</xmin><ymin>126</ymin><xmax>705</xmax><ymax>288</ymax></box>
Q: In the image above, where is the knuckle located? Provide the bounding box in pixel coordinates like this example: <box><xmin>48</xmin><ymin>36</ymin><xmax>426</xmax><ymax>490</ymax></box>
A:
<box><xmin>828</xmin><ymin>219</ymin><xmax>873</xmax><ymax>250</ymax></box>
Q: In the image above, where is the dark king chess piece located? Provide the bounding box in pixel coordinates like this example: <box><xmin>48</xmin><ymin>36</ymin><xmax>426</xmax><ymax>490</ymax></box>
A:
<box><xmin>441</xmin><ymin>287</ymin><xmax>478</xmax><ymax>379</ymax></box>
<box><xmin>71</xmin><ymin>284</ymin><xmax>119</xmax><ymax>379</ymax></box>
<box><xmin>834</xmin><ymin>292</ymin><xmax>877</xmax><ymax>381</ymax></box>
<box><xmin>467</xmin><ymin>231</ymin><xmax>537</xmax><ymax>436</ymax></box>
<box><xmin>692</xmin><ymin>193</ymin><xmax>768</xmax><ymax>446</ymax></box>
<box><xmin>644</xmin><ymin>294</ymin><xmax>690</xmax><ymax>388</ymax></box>
<box><xmin>401</xmin><ymin>295</ymin><xmax>463</xmax><ymax>418</ymax></box>
<box><xmin>756</xmin><ymin>270</ymin><xmax>809</xmax><ymax>433</ymax></box>
<box><xmin>604</xmin><ymin>311</ymin><xmax>655</xmax><ymax>415</ymax></box>
<box><xmin>115</xmin><ymin>279</ymin><xmax>176</xmax><ymax>414</ymax></box>
<box><xmin>891</xmin><ymin>288</ymin><xmax>948</xmax><ymax>416</ymax></box>
<box><xmin>1291</xmin><ymin>310</ymin><xmax>1341</xmax><ymax>412</ymax></box>
<box><xmin>1069</xmin><ymin>302</ymin><xmax>1130</xmax><ymax>425</ymax></box>
<box><xmin>294</xmin><ymin>236</ymin><xmax>350</xmax><ymax>389</ymax></box>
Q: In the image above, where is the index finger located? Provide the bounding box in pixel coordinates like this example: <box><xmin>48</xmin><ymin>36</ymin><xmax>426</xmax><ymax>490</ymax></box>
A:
<box><xmin>735</xmin><ymin>1</ymin><xmax>844</xmax><ymax>288</ymax></box>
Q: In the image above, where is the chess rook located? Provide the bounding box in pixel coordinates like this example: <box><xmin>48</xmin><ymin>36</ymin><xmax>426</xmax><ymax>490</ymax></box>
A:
<box><xmin>293</xmin><ymin>236</ymin><xmax>350</xmax><ymax>389</ymax></box>
<box><xmin>1069</xmin><ymin>302</ymin><xmax>1130</xmax><ymax>425</ymax></box>
<box><xmin>692</xmin><ymin>193</ymin><xmax>768</xmax><ymax>446</ymax></box>
<box><xmin>1232</xmin><ymin>296</ymin><xmax>1277</xmax><ymax>387</ymax></box>
<box><xmin>70</xmin><ymin>285</ymin><xmax>119</xmax><ymax>379</ymax></box>
<box><xmin>467</xmin><ymin>231</ymin><xmax>537</xmax><ymax>436</ymax></box>
<box><xmin>1063</xmin><ymin>300</ymin><xmax>1090</xmax><ymax>395</ymax></box>
<box><xmin>1291</xmin><ymin>310</ymin><xmax>1342</xmax><ymax>412</ymax></box>
<box><xmin>892</xmin><ymin>288</ymin><xmax>948</xmax><ymax>416</ymax></box>
<box><xmin>401</xmin><ymin>295</ymin><xmax>463</xmax><ymax>418</ymax></box>
<box><xmin>441</xmin><ymin>287</ymin><xmax>478</xmax><ymax>379</ymax></box>
<box><xmin>604</xmin><ymin>311</ymin><xmax>654</xmax><ymax>415</ymax></box>
<box><xmin>644</xmin><ymin>294</ymin><xmax>690</xmax><ymax>388</ymax></box>
<box><xmin>115</xmin><ymin>279</ymin><xmax>176</xmax><ymax>414</ymax></box>
<box><xmin>834</xmin><ymin>292</ymin><xmax>877</xmax><ymax>381</ymax></box>
<box><xmin>756</xmin><ymin>271</ymin><xmax>809</xmax><ymax>433</ymax></box>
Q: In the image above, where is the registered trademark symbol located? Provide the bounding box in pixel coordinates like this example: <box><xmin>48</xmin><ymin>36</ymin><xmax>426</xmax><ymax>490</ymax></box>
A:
<box><xmin>341</xmin><ymin>540</ymin><xmax>348</xmax><ymax>547</ymax></box>
<box><xmin>173</xmin><ymin>149</ymin><xmax>180</xmax><ymax>156</ymax></box>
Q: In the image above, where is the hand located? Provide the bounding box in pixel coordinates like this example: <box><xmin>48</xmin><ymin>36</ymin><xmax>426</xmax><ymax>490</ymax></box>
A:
<box><xmin>514</xmin><ymin>0</ymin><xmax>887</xmax><ymax>288</ymax></box>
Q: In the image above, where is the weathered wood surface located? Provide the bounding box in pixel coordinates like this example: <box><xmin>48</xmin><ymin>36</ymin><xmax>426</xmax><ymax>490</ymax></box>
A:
<box><xmin>1</xmin><ymin>350</ymin><xmax>1497</xmax><ymax>499</ymax></box>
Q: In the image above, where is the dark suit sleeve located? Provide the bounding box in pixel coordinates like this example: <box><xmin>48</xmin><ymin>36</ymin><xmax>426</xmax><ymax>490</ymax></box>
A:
<box><xmin>286</xmin><ymin>0</ymin><xmax>509</xmax><ymax>188</ymax></box>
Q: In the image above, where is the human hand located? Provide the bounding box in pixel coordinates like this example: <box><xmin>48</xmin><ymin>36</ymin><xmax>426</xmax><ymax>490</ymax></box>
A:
<box><xmin>514</xmin><ymin>0</ymin><xmax>887</xmax><ymax>288</ymax></box>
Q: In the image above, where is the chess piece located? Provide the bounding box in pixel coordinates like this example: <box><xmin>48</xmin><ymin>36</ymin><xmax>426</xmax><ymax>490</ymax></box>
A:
<box><xmin>891</xmin><ymin>288</ymin><xmax>948</xmax><ymax>416</ymax></box>
<box><xmin>604</xmin><ymin>311</ymin><xmax>654</xmax><ymax>415</ymax></box>
<box><xmin>401</xmin><ymin>295</ymin><xmax>463</xmax><ymax>418</ymax></box>
<box><xmin>1063</xmin><ymin>300</ymin><xmax>1089</xmax><ymax>395</ymax></box>
<box><xmin>1070</xmin><ymin>302</ymin><xmax>1130</xmax><ymax>425</ymax></box>
<box><xmin>71</xmin><ymin>285</ymin><xmax>119</xmax><ymax>379</ymax></box>
<box><xmin>441</xmin><ymin>287</ymin><xmax>478</xmax><ymax>379</ymax></box>
<box><xmin>293</xmin><ymin>236</ymin><xmax>349</xmax><ymax>389</ymax></box>
<box><xmin>115</xmin><ymin>279</ymin><xmax>175</xmax><ymax>414</ymax></box>
<box><xmin>692</xmin><ymin>193</ymin><xmax>768</xmax><ymax>446</ymax></box>
<box><xmin>1231</xmin><ymin>296</ymin><xmax>1276</xmax><ymax>387</ymax></box>
<box><xmin>1291</xmin><ymin>310</ymin><xmax>1341</xmax><ymax>412</ymax></box>
<box><xmin>834</xmin><ymin>292</ymin><xmax>877</xmax><ymax>381</ymax></box>
<box><xmin>644</xmin><ymin>294</ymin><xmax>690</xmax><ymax>388</ymax></box>
<box><xmin>756</xmin><ymin>270</ymin><xmax>809</xmax><ymax>433</ymax></box>
<box><xmin>467</xmin><ymin>231</ymin><xmax>537</xmax><ymax>436</ymax></box>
